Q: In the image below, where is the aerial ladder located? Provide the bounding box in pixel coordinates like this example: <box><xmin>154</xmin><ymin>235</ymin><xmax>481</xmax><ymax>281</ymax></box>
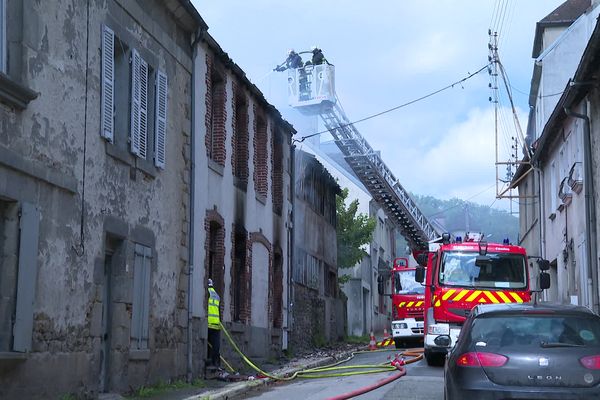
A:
<box><xmin>284</xmin><ymin>61</ymin><xmax>440</xmax><ymax>251</ymax></box>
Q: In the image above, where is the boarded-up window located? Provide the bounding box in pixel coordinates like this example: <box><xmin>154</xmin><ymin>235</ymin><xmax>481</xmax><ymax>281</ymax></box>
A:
<box><xmin>293</xmin><ymin>249</ymin><xmax>319</xmax><ymax>290</ymax></box>
<box><xmin>131</xmin><ymin>244</ymin><xmax>152</xmax><ymax>350</ymax></box>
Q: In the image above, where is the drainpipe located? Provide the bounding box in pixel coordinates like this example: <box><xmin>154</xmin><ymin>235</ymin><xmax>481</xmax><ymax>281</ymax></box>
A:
<box><xmin>187</xmin><ymin>29</ymin><xmax>204</xmax><ymax>383</ymax></box>
<box><xmin>533</xmin><ymin>163</ymin><xmax>546</xmax><ymax>300</ymax></box>
<box><xmin>288</xmin><ymin>145</ymin><xmax>296</xmax><ymax>349</ymax></box>
<box><xmin>565</xmin><ymin>103</ymin><xmax>599</xmax><ymax>312</ymax></box>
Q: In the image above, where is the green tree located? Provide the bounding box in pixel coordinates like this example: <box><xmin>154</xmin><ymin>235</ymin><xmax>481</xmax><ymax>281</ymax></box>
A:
<box><xmin>337</xmin><ymin>188</ymin><xmax>376</xmax><ymax>284</ymax></box>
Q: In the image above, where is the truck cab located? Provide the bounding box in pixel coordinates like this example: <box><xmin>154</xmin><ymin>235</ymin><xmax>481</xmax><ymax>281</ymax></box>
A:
<box><xmin>415</xmin><ymin>233</ymin><xmax>548</xmax><ymax>366</ymax></box>
<box><xmin>390</xmin><ymin>257</ymin><xmax>425</xmax><ymax>348</ymax></box>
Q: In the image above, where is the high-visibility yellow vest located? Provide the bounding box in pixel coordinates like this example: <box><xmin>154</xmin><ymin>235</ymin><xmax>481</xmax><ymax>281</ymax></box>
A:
<box><xmin>207</xmin><ymin>287</ymin><xmax>221</xmax><ymax>330</ymax></box>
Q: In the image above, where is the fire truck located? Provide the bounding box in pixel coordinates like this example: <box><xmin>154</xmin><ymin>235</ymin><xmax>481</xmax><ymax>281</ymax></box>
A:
<box><xmin>414</xmin><ymin>232</ymin><xmax>550</xmax><ymax>366</ymax></box>
<box><xmin>390</xmin><ymin>257</ymin><xmax>425</xmax><ymax>348</ymax></box>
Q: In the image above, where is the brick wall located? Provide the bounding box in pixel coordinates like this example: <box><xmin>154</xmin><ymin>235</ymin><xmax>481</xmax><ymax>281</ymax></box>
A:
<box><xmin>253</xmin><ymin>106</ymin><xmax>268</xmax><ymax>198</ymax></box>
<box><xmin>205</xmin><ymin>55</ymin><xmax>227</xmax><ymax>166</ymax></box>
<box><xmin>271</xmin><ymin>127</ymin><xmax>283</xmax><ymax>215</ymax></box>
<box><xmin>231</xmin><ymin>82</ymin><xmax>249</xmax><ymax>187</ymax></box>
<box><xmin>230</xmin><ymin>225</ymin><xmax>250</xmax><ymax>323</ymax></box>
<box><xmin>204</xmin><ymin>209</ymin><xmax>225</xmax><ymax>311</ymax></box>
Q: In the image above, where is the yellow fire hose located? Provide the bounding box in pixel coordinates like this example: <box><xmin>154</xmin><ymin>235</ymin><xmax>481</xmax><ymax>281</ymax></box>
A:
<box><xmin>207</xmin><ymin>341</ymin><xmax>236</xmax><ymax>373</ymax></box>
<box><xmin>219</xmin><ymin>322</ymin><xmax>423</xmax><ymax>380</ymax></box>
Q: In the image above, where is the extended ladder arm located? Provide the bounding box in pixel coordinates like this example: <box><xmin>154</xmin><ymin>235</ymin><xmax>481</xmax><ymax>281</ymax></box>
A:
<box><xmin>321</xmin><ymin>102</ymin><xmax>440</xmax><ymax>251</ymax></box>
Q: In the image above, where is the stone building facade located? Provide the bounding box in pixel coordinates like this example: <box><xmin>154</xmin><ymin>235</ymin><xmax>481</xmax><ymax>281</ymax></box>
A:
<box><xmin>298</xmin><ymin>139</ymin><xmax>394</xmax><ymax>337</ymax></box>
<box><xmin>291</xmin><ymin>150</ymin><xmax>344</xmax><ymax>351</ymax></box>
<box><xmin>191</xmin><ymin>31</ymin><xmax>295</xmax><ymax>366</ymax></box>
<box><xmin>512</xmin><ymin>0</ymin><xmax>600</xmax><ymax>308</ymax></box>
<box><xmin>0</xmin><ymin>0</ymin><xmax>204</xmax><ymax>398</ymax></box>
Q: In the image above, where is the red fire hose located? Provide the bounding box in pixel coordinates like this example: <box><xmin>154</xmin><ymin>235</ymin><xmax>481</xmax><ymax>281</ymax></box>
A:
<box><xmin>324</xmin><ymin>365</ymin><xmax>407</xmax><ymax>400</ymax></box>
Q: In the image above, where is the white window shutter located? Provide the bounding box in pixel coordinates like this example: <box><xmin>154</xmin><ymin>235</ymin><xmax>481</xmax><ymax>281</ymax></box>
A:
<box><xmin>101</xmin><ymin>25</ymin><xmax>115</xmax><ymax>143</ymax></box>
<box><xmin>139</xmin><ymin>58</ymin><xmax>148</xmax><ymax>159</ymax></box>
<box><xmin>130</xmin><ymin>49</ymin><xmax>141</xmax><ymax>156</ymax></box>
<box><xmin>154</xmin><ymin>71</ymin><xmax>167</xmax><ymax>169</ymax></box>
<box><xmin>130</xmin><ymin>49</ymin><xmax>148</xmax><ymax>159</ymax></box>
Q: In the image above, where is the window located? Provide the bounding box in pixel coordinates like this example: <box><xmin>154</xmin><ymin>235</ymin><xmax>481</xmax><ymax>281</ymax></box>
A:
<box><xmin>101</xmin><ymin>25</ymin><xmax>168</xmax><ymax>168</ymax></box>
<box><xmin>272</xmin><ymin>129</ymin><xmax>283</xmax><ymax>215</ymax></box>
<box><xmin>293</xmin><ymin>249</ymin><xmax>319</xmax><ymax>290</ymax></box>
<box><xmin>131</xmin><ymin>244</ymin><xmax>152</xmax><ymax>350</ymax></box>
<box><xmin>0</xmin><ymin>201</ymin><xmax>40</xmax><ymax>353</ymax></box>
<box><xmin>232</xmin><ymin>228</ymin><xmax>247</xmax><ymax>322</ymax></box>
<box><xmin>254</xmin><ymin>114</ymin><xmax>268</xmax><ymax>197</ymax></box>
<box><xmin>207</xmin><ymin>73</ymin><xmax>225</xmax><ymax>163</ymax></box>
<box><xmin>272</xmin><ymin>252</ymin><xmax>283</xmax><ymax>328</ymax></box>
<box><xmin>233</xmin><ymin>91</ymin><xmax>249</xmax><ymax>187</ymax></box>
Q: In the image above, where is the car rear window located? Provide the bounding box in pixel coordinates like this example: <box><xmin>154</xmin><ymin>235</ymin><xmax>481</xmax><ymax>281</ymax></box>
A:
<box><xmin>470</xmin><ymin>313</ymin><xmax>600</xmax><ymax>347</ymax></box>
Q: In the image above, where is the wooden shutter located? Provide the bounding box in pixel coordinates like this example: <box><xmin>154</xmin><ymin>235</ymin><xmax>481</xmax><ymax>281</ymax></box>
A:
<box><xmin>0</xmin><ymin>0</ymin><xmax>6</xmax><ymax>73</ymax></box>
<box><xmin>140</xmin><ymin>246</ymin><xmax>151</xmax><ymax>348</ymax></box>
<box><xmin>154</xmin><ymin>71</ymin><xmax>168</xmax><ymax>169</ymax></box>
<box><xmin>100</xmin><ymin>25</ymin><xmax>115</xmax><ymax>142</ymax></box>
<box><xmin>139</xmin><ymin>58</ymin><xmax>148</xmax><ymax>159</ymax></box>
<box><xmin>12</xmin><ymin>203</ymin><xmax>40</xmax><ymax>352</ymax></box>
<box><xmin>131</xmin><ymin>244</ymin><xmax>151</xmax><ymax>349</ymax></box>
<box><xmin>130</xmin><ymin>49</ymin><xmax>148</xmax><ymax>159</ymax></box>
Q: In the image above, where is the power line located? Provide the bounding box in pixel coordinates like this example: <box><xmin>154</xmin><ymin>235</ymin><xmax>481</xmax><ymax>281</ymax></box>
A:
<box><xmin>294</xmin><ymin>64</ymin><xmax>490</xmax><ymax>143</ymax></box>
<box><xmin>427</xmin><ymin>183</ymin><xmax>497</xmax><ymax>218</ymax></box>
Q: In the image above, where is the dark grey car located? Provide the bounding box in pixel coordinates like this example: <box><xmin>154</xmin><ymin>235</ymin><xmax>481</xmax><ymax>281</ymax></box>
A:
<box><xmin>445</xmin><ymin>303</ymin><xmax>600</xmax><ymax>399</ymax></box>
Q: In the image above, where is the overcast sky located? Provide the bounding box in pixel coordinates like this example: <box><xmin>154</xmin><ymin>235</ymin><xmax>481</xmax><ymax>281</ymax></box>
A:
<box><xmin>192</xmin><ymin>1</ymin><xmax>566</xmax><ymax>213</ymax></box>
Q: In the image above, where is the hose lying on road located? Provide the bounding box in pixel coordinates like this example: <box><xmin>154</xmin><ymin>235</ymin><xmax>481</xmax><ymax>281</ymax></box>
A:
<box><xmin>220</xmin><ymin>322</ymin><xmax>422</xmax><ymax>380</ymax></box>
<box><xmin>324</xmin><ymin>366</ymin><xmax>407</xmax><ymax>400</ymax></box>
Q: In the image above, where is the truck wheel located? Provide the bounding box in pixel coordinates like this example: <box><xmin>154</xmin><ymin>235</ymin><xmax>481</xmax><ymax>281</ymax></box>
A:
<box><xmin>424</xmin><ymin>349</ymin><xmax>445</xmax><ymax>366</ymax></box>
<box><xmin>394</xmin><ymin>338</ymin><xmax>403</xmax><ymax>349</ymax></box>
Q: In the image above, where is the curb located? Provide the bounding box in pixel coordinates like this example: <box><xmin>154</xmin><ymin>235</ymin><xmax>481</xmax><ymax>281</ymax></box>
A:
<box><xmin>183</xmin><ymin>353</ymin><xmax>351</xmax><ymax>400</ymax></box>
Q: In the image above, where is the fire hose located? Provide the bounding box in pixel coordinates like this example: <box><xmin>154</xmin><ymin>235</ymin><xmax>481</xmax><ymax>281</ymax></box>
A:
<box><xmin>220</xmin><ymin>322</ymin><xmax>423</xmax><ymax>381</ymax></box>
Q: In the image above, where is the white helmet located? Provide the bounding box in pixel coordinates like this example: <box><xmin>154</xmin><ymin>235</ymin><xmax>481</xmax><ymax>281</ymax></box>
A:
<box><xmin>208</xmin><ymin>279</ymin><xmax>213</xmax><ymax>287</ymax></box>
<box><xmin>288</xmin><ymin>48</ymin><xmax>295</xmax><ymax>55</ymax></box>
<box><xmin>311</xmin><ymin>45</ymin><xmax>318</xmax><ymax>51</ymax></box>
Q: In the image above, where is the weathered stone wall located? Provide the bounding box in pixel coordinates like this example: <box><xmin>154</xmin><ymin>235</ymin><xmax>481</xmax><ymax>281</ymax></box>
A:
<box><xmin>0</xmin><ymin>0</ymin><xmax>197</xmax><ymax>398</ymax></box>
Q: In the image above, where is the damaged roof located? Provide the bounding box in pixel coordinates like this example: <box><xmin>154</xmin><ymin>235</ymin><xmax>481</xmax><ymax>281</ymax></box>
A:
<box><xmin>296</xmin><ymin>150</ymin><xmax>341</xmax><ymax>194</ymax></box>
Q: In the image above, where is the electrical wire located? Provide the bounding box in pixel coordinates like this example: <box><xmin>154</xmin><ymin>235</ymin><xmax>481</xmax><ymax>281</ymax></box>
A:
<box><xmin>294</xmin><ymin>64</ymin><xmax>490</xmax><ymax>143</ymax></box>
<box><xmin>426</xmin><ymin>183</ymin><xmax>497</xmax><ymax>218</ymax></box>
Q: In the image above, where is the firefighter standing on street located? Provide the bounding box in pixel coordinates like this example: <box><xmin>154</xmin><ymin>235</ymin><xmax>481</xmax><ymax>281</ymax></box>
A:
<box><xmin>207</xmin><ymin>279</ymin><xmax>221</xmax><ymax>368</ymax></box>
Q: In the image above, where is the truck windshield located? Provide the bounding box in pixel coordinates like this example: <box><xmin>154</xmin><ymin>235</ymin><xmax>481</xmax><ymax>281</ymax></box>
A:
<box><xmin>439</xmin><ymin>251</ymin><xmax>527</xmax><ymax>290</ymax></box>
<box><xmin>394</xmin><ymin>270</ymin><xmax>425</xmax><ymax>295</ymax></box>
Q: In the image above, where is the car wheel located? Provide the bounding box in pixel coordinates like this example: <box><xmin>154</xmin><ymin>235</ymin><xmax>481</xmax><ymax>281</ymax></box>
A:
<box><xmin>394</xmin><ymin>338</ymin><xmax>403</xmax><ymax>349</ymax></box>
<box><xmin>424</xmin><ymin>349</ymin><xmax>445</xmax><ymax>366</ymax></box>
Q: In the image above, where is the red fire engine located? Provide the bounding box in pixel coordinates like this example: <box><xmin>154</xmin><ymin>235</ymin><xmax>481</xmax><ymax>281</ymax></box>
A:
<box><xmin>414</xmin><ymin>232</ymin><xmax>550</xmax><ymax>366</ymax></box>
<box><xmin>390</xmin><ymin>257</ymin><xmax>425</xmax><ymax>348</ymax></box>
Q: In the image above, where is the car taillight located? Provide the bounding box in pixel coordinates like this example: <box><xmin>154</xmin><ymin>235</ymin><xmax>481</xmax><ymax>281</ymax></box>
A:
<box><xmin>580</xmin><ymin>355</ymin><xmax>600</xmax><ymax>369</ymax></box>
<box><xmin>456</xmin><ymin>352</ymin><xmax>508</xmax><ymax>367</ymax></box>
<box><xmin>456</xmin><ymin>352</ymin><xmax>479</xmax><ymax>367</ymax></box>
